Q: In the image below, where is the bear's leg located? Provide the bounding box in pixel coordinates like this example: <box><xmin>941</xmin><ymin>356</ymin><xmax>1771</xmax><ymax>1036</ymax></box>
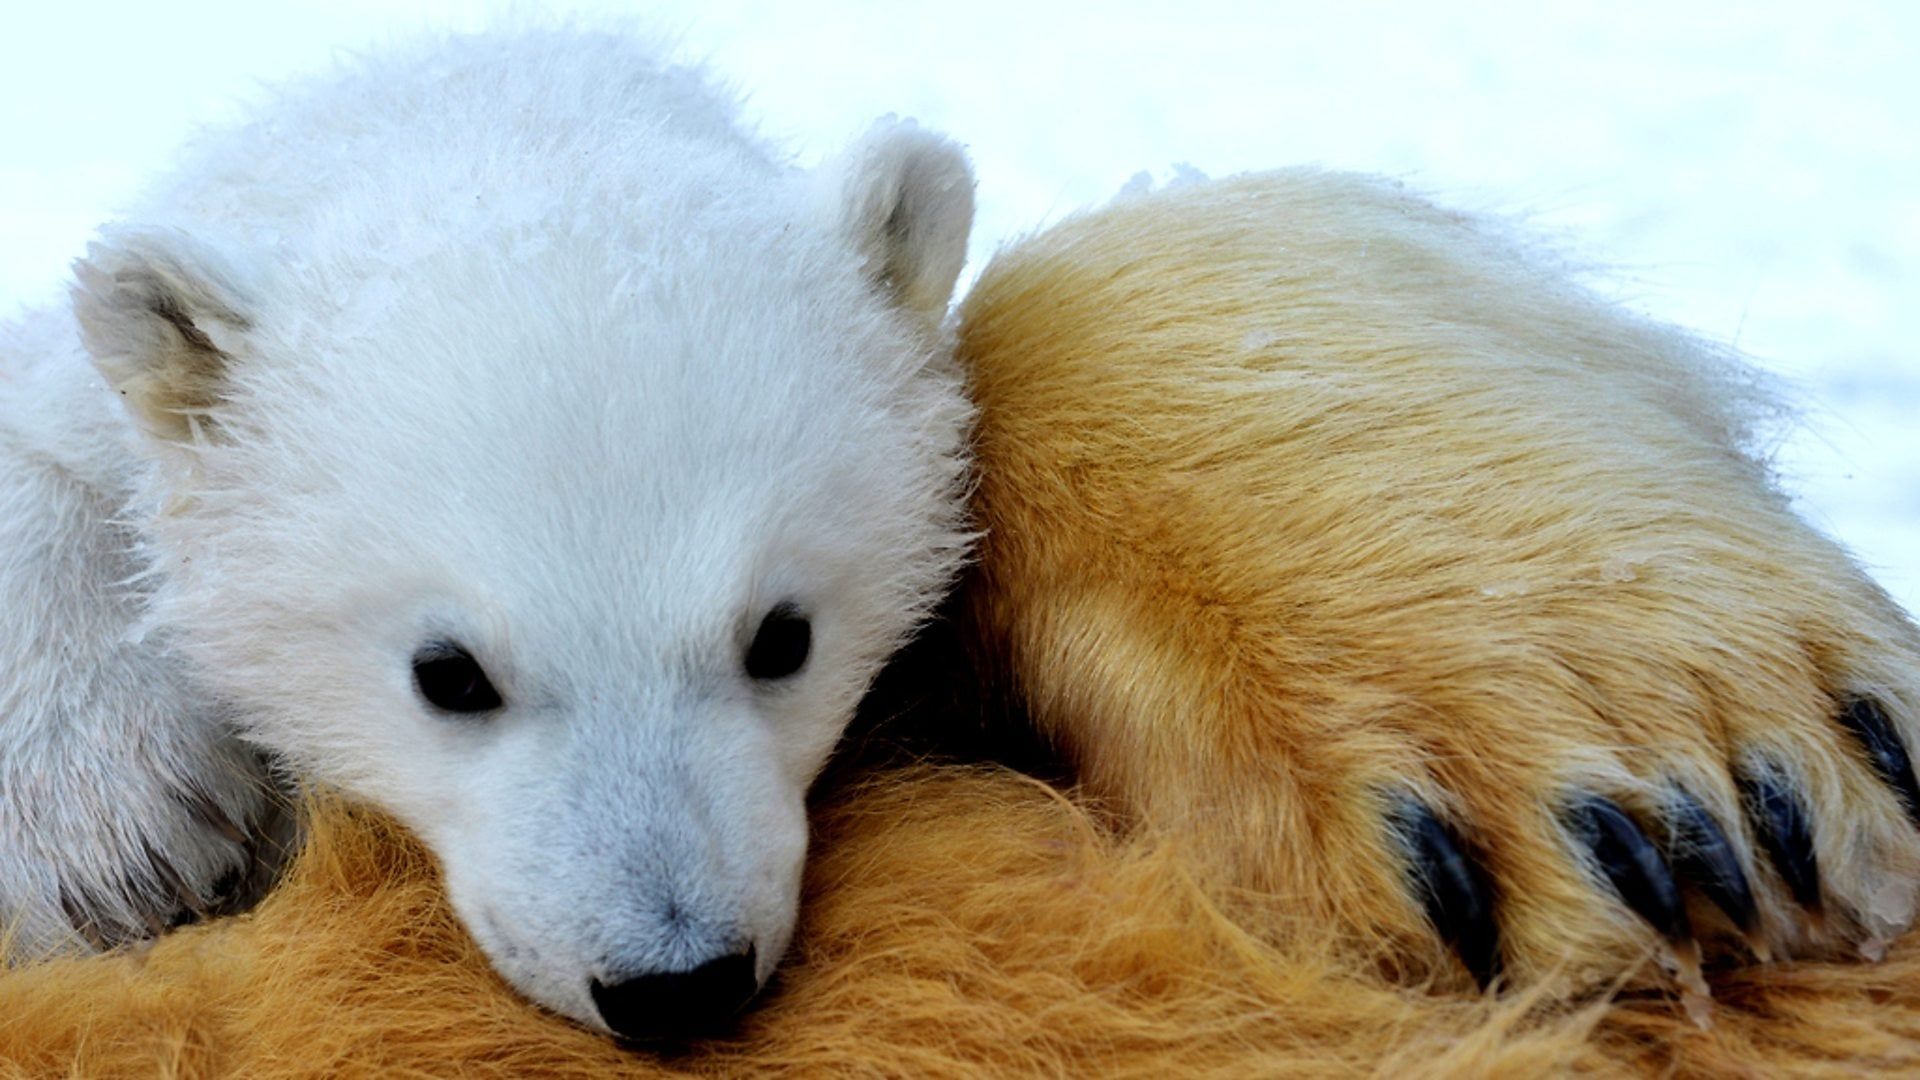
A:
<box><xmin>955</xmin><ymin>171</ymin><xmax>1920</xmax><ymax>997</ymax></box>
<box><xmin>966</xmin><ymin>383</ymin><xmax>1920</xmax><ymax>996</ymax></box>
<box><xmin>0</xmin><ymin>441</ymin><xmax>279</xmax><ymax>959</ymax></box>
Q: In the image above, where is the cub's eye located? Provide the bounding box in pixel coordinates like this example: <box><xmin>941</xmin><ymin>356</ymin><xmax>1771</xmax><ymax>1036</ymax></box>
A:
<box><xmin>745</xmin><ymin>604</ymin><xmax>810</xmax><ymax>681</ymax></box>
<box><xmin>413</xmin><ymin>642</ymin><xmax>504</xmax><ymax>714</ymax></box>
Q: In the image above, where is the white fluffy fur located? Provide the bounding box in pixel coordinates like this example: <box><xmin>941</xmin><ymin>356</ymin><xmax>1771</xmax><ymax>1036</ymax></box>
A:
<box><xmin>0</xmin><ymin>26</ymin><xmax>975</xmax><ymax>1032</ymax></box>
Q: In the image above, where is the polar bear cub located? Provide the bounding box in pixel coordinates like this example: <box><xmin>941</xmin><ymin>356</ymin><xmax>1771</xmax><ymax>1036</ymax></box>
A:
<box><xmin>0</xmin><ymin>28</ymin><xmax>974</xmax><ymax>1040</ymax></box>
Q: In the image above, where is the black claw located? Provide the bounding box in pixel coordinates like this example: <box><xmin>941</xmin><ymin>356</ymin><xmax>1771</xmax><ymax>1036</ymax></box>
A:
<box><xmin>1741</xmin><ymin>771</ymin><xmax>1821</xmax><ymax>910</ymax></box>
<box><xmin>1666</xmin><ymin>790</ymin><xmax>1759</xmax><ymax>934</ymax></box>
<box><xmin>1568</xmin><ymin>796</ymin><xmax>1691</xmax><ymax>943</ymax></box>
<box><xmin>1838</xmin><ymin>697</ymin><xmax>1920</xmax><ymax>831</ymax></box>
<box><xmin>1394</xmin><ymin>801</ymin><xmax>1501</xmax><ymax>988</ymax></box>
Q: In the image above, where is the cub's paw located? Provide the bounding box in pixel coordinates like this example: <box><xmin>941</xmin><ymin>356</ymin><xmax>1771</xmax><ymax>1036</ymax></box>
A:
<box><xmin>0</xmin><ymin>728</ymin><xmax>282</xmax><ymax>959</ymax></box>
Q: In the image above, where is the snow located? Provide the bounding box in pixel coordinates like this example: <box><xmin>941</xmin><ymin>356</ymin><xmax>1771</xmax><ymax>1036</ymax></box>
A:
<box><xmin>3</xmin><ymin>1</ymin><xmax>1914</xmax><ymax>611</ymax></box>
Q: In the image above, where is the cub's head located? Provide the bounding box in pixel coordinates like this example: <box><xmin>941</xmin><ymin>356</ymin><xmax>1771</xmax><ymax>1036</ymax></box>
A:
<box><xmin>72</xmin><ymin>118</ymin><xmax>974</xmax><ymax>1041</ymax></box>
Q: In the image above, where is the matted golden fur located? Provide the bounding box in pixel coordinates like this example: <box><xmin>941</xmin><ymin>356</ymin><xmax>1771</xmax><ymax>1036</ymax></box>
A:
<box><xmin>5</xmin><ymin>782</ymin><xmax>1920</xmax><ymax>1076</ymax></box>
<box><xmin>5</xmin><ymin>172</ymin><xmax>1920</xmax><ymax>1074</ymax></box>
<box><xmin>956</xmin><ymin>170</ymin><xmax>1920</xmax><ymax>994</ymax></box>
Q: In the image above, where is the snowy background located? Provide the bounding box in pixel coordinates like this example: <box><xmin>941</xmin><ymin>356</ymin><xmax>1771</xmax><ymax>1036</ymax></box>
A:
<box><xmin>3</xmin><ymin>2</ymin><xmax>1914</xmax><ymax>612</ymax></box>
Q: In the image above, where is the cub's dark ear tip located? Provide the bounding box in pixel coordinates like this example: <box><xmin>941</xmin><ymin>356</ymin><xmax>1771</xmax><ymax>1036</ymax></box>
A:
<box><xmin>1567</xmin><ymin>795</ymin><xmax>1691</xmax><ymax>944</ymax></box>
<box><xmin>1740</xmin><ymin>771</ymin><xmax>1821</xmax><ymax>911</ymax></box>
<box><xmin>1667</xmin><ymin>790</ymin><xmax>1759</xmax><ymax>935</ymax></box>
<box><xmin>1393</xmin><ymin>800</ymin><xmax>1501</xmax><ymax>989</ymax></box>
<box><xmin>1838</xmin><ymin>697</ymin><xmax>1920</xmax><ymax>831</ymax></box>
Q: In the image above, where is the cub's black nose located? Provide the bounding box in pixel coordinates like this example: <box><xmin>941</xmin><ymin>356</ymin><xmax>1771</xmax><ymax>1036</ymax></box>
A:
<box><xmin>590</xmin><ymin>947</ymin><xmax>760</xmax><ymax>1044</ymax></box>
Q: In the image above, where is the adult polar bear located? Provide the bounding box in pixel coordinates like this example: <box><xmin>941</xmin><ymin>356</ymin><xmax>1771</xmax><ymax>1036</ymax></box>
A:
<box><xmin>0</xmin><ymin>28</ymin><xmax>974</xmax><ymax>1041</ymax></box>
<box><xmin>2</xmin><ymin>23</ymin><xmax>1918</xmax><ymax>1047</ymax></box>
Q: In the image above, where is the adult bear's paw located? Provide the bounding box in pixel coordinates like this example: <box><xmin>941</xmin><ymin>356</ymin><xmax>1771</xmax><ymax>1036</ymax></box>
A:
<box><xmin>952</xmin><ymin>167</ymin><xmax>1920</xmax><ymax>1003</ymax></box>
<box><xmin>1389</xmin><ymin>682</ymin><xmax>1920</xmax><ymax>993</ymax></box>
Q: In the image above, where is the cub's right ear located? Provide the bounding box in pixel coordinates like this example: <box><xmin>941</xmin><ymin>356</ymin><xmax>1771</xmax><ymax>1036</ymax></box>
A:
<box><xmin>71</xmin><ymin>227</ymin><xmax>257</xmax><ymax>443</ymax></box>
<box><xmin>814</xmin><ymin>117</ymin><xmax>975</xmax><ymax>327</ymax></box>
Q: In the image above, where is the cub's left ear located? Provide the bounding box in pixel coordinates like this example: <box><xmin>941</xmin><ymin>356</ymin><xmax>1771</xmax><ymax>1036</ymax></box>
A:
<box><xmin>71</xmin><ymin>226</ymin><xmax>257</xmax><ymax>443</ymax></box>
<box><xmin>816</xmin><ymin>117</ymin><xmax>975</xmax><ymax>324</ymax></box>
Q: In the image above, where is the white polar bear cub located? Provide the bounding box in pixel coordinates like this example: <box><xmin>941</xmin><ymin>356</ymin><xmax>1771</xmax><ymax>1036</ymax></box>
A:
<box><xmin>0</xmin><ymin>28</ymin><xmax>975</xmax><ymax>1040</ymax></box>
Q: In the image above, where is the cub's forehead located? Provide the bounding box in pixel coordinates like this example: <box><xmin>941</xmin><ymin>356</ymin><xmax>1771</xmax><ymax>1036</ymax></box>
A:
<box><xmin>224</xmin><ymin>207</ymin><xmax>925</xmax><ymax>586</ymax></box>
<box><xmin>262</xmin><ymin>197</ymin><xmax>897</xmax><ymax>455</ymax></box>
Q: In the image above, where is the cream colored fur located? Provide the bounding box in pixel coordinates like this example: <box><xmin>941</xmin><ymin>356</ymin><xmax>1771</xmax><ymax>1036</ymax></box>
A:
<box><xmin>2</xmin><ymin>27</ymin><xmax>978</xmax><ymax>1033</ymax></box>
